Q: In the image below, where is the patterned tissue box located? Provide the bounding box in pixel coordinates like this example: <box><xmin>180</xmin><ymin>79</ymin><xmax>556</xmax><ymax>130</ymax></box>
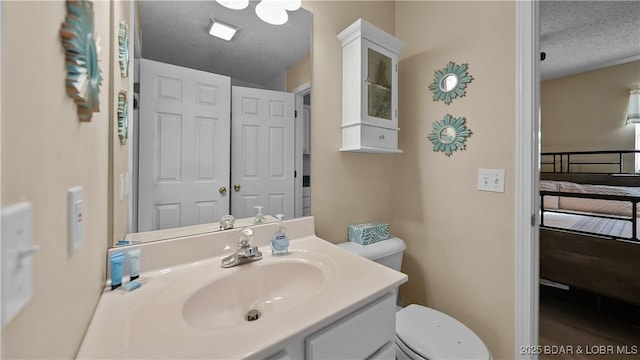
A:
<box><xmin>348</xmin><ymin>222</ymin><xmax>390</xmax><ymax>245</ymax></box>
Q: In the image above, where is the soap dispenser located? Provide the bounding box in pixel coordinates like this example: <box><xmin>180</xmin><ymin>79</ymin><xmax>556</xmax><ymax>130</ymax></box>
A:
<box><xmin>270</xmin><ymin>214</ymin><xmax>290</xmax><ymax>256</ymax></box>
<box><xmin>253</xmin><ymin>206</ymin><xmax>265</xmax><ymax>225</ymax></box>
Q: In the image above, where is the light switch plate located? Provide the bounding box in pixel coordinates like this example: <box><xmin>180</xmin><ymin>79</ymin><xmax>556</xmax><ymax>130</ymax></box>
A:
<box><xmin>1</xmin><ymin>202</ymin><xmax>37</xmax><ymax>327</ymax></box>
<box><xmin>477</xmin><ymin>169</ymin><xmax>506</xmax><ymax>193</ymax></box>
<box><xmin>68</xmin><ymin>187</ymin><xmax>84</xmax><ymax>254</ymax></box>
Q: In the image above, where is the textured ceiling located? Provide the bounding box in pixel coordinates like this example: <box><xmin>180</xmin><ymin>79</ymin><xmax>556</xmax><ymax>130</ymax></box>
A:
<box><xmin>139</xmin><ymin>1</ymin><xmax>311</xmax><ymax>86</ymax></box>
<box><xmin>540</xmin><ymin>1</ymin><xmax>640</xmax><ymax>80</ymax></box>
<box><xmin>139</xmin><ymin>1</ymin><xmax>639</xmax><ymax>84</ymax></box>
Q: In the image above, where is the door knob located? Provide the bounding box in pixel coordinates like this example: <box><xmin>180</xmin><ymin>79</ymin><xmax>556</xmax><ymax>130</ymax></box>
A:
<box><xmin>234</xmin><ymin>184</ymin><xmax>241</xmax><ymax>192</ymax></box>
<box><xmin>219</xmin><ymin>186</ymin><xmax>227</xmax><ymax>195</ymax></box>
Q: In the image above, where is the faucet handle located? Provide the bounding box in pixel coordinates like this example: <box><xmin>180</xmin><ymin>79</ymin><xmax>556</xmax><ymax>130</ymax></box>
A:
<box><xmin>245</xmin><ymin>246</ymin><xmax>262</xmax><ymax>258</ymax></box>
<box><xmin>220</xmin><ymin>214</ymin><xmax>235</xmax><ymax>230</ymax></box>
<box><xmin>238</xmin><ymin>227</ymin><xmax>254</xmax><ymax>248</ymax></box>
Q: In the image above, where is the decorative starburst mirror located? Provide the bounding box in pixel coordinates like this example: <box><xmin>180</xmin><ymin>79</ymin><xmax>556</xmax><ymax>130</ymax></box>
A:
<box><xmin>118</xmin><ymin>21</ymin><xmax>129</xmax><ymax>77</ymax></box>
<box><xmin>428</xmin><ymin>62</ymin><xmax>473</xmax><ymax>105</ymax></box>
<box><xmin>60</xmin><ymin>0</ymin><xmax>102</xmax><ymax>122</ymax></box>
<box><xmin>427</xmin><ymin>114</ymin><xmax>472</xmax><ymax>157</ymax></box>
<box><xmin>117</xmin><ymin>90</ymin><xmax>128</xmax><ymax>145</ymax></box>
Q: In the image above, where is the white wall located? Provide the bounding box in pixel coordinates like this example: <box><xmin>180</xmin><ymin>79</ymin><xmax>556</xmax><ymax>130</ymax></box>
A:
<box><xmin>392</xmin><ymin>3</ymin><xmax>516</xmax><ymax>357</ymax></box>
<box><xmin>541</xmin><ymin>61</ymin><xmax>640</xmax><ymax>172</ymax></box>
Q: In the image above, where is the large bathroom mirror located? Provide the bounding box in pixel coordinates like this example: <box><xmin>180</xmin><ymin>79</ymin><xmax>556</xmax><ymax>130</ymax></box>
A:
<box><xmin>119</xmin><ymin>1</ymin><xmax>311</xmax><ymax>246</ymax></box>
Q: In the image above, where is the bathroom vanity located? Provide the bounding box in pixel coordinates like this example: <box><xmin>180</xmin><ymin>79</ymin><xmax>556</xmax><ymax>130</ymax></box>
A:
<box><xmin>77</xmin><ymin>217</ymin><xmax>406</xmax><ymax>359</ymax></box>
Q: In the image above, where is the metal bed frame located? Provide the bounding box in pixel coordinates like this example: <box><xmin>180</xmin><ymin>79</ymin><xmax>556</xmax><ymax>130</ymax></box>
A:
<box><xmin>540</xmin><ymin>190</ymin><xmax>639</xmax><ymax>242</ymax></box>
<box><xmin>538</xmin><ymin>170</ymin><xmax>640</xmax><ymax>305</ymax></box>
<box><xmin>541</xmin><ymin>150</ymin><xmax>640</xmax><ymax>174</ymax></box>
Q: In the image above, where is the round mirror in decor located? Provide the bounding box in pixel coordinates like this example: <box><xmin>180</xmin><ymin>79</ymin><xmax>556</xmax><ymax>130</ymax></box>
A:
<box><xmin>117</xmin><ymin>90</ymin><xmax>128</xmax><ymax>145</ymax></box>
<box><xmin>427</xmin><ymin>114</ymin><xmax>472</xmax><ymax>157</ymax></box>
<box><xmin>60</xmin><ymin>0</ymin><xmax>103</xmax><ymax>122</ymax></box>
<box><xmin>429</xmin><ymin>62</ymin><xmax>473</xmax><ymax>105</ymax></box>
<box><xmin>438</xmin><ymin>126</ymin><xmax>457</xmax><ymax>144</ymax></box>
<box><xmin>439</xmin><ymin>74</ymin><xmax>458</xmax><ymax>92</ymax></box>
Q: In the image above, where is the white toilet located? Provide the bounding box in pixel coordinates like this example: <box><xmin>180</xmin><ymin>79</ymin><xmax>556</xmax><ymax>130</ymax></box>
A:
<box><xmin>337</xmin><ymin>237</ymin><xmax>492</xmax><ymax>360</ymax></box>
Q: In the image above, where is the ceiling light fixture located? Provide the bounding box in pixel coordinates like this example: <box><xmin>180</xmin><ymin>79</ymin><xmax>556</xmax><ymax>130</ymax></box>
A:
<box><xmin>626</xmin><ymin>87</ymin><xmax>640</xmax><ymax>125</ymax></box>
<box><xmin>255</xmin><ymin>0</ymin><xmax>288</xmax><ymax>25</ymax></box>
<box><xmin>215</xmin><ymin>0</ymin><xmax>249</xmax><ymax>10</ymax></box>
<box><xmin>208</xmin><ymin>18</ymin><xmax>240</xmax><ymax>41</ymax></box>
<box><xmin>280</xmin><ymin>0</ymin><xmax>302</xmax><ymax>11</ymax></box>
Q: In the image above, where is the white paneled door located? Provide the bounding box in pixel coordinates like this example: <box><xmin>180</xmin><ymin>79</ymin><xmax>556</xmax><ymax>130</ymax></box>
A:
<box><xmin>138</xmin><ymin>59</ymin><xmax>231</xmax><ymax>231</ymax></box>
<box><xmin>231</xmin><ymin>86</ymin><xmax>295</xmax><ymax>219</ymax></box>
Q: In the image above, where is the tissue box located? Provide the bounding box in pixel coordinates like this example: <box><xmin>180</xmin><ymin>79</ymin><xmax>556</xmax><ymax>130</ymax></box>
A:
<box><xmin>348</xmin><ymin>222</ymin><xmax>389</xmax><ymax>245</ymax></box>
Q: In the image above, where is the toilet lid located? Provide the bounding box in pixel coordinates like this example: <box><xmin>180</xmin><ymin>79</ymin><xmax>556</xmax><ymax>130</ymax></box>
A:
<box><xmin>336</xmin><ymin>237</ymin><xmax>406</xmax><ymax>260</ymax></box>
<box><xmin>396</xmin><ymin>304</ymin><xmax>490</xmax><ymax>360</ymax></box>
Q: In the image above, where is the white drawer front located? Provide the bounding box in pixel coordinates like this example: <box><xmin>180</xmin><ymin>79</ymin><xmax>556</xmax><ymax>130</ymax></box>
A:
<box><xmin>303</xmin><ymin>197</ymin><xmax>311</xmax><ymax>208</ymax></box>
<box><xmin>305</xmin><ymin>293</ymin><xmax>396</xmax><ymax>359</ymax></box>
<box><xmin>361</xmin><ymin>125</ymin><xmax>397</xmax><ymax>149</ymax></box>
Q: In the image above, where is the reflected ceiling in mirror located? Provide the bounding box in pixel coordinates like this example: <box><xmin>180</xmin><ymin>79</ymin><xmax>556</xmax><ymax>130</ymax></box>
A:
<box><xmin>139</xmin><ymin>0</ymin><xmax>311</xmax><ymax>87</ymax></box>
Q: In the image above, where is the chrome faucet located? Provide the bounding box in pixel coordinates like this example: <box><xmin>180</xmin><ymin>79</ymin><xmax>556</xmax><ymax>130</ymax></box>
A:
<box><xmin>221</xmin><ymin>227</ymin><xmax>263</xmax><ymax>268</ymax></box>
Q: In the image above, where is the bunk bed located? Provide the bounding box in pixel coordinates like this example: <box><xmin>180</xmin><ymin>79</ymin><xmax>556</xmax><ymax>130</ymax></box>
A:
<box><xmin>539</xmin><ymin>150</ymin><xmax>640</xmax><ymax>305</ymax></box>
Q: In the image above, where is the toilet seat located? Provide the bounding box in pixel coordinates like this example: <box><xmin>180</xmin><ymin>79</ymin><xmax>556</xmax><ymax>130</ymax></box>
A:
<box><xmin>396</xmin><ymin>304</ymin><xmax>491</xmax><ymax>360</ymax></box>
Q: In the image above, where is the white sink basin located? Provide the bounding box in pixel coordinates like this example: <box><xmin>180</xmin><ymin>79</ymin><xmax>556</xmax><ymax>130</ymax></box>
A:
<box><xmin>77</xmin><ymin>222</ymin><xmax>409</xmax><ymax>360</ymax></box>
<box><xmin>182</xmin><ymin>260</ymin><xmax>327</xmax><ymax>329</ymax></box>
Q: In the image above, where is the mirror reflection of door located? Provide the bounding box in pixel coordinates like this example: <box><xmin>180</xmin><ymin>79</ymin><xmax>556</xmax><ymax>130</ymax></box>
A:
<box><xmin>132</xmin><ymin>1</ymin><xmax>311</xmax><ymax>233</ymax></box>
<box><xmin>138</xmin><ymin>59</ymin><xmax>231</xmax><ymax>232</ymax></box>
<box><xmin>231</xmin><ymin>86</ymin><xmax>295</xmax><ymax>219</ymax></box>
<box><xmin>138</xmin><ymin>63</ymin><xmax>297</xmax><ymax>231</ymax></box>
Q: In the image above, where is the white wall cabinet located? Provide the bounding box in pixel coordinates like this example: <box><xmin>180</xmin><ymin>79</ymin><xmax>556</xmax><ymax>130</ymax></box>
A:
<box><xmin>338</xmin><ymin>19</ymin><xmax>406</xmax><ymax>153</ymax></box>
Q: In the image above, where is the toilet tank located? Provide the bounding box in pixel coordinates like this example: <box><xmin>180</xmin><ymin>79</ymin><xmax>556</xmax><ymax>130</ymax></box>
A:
<box><xmin>337</xmin><ymin>237</ymin><xmax>406</xmax><ymax>271</ymax></box>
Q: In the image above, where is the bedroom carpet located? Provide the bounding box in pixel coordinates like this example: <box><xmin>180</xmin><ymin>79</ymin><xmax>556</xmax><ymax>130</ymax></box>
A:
<box><xmin>539</xmin><ymin>295</ymin><xmax>640</xmax><ymax>360</ymax></box>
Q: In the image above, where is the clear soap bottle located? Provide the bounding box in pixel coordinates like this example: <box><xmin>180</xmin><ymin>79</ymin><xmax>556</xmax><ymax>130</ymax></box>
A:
<box><xmin>270</xmin><ymin>214</ymin><xmax>289</xmax><ymax>256</ymax></box>
<box><xmin>253</xmin><ymin>206</ymin><xmax>265</xmax><ymax>225</ymax></box>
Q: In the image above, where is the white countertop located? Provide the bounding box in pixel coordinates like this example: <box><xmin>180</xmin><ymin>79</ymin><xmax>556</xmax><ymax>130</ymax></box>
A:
<box><xmin>78</xmin><ymin>218</ymin><xmax>407</xmax><ymax>359</ymax></box>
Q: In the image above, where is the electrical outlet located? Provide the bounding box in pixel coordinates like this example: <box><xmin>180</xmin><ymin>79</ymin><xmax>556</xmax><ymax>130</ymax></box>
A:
<box><xmin>477</xmin><ymin>169</ymin><xmax>506</xmax><ymax>193</ymax></box>
<box><xmin>68</xmin><ymin>187</ymin><xmax>84</xmax><ymax>254</ymax></box>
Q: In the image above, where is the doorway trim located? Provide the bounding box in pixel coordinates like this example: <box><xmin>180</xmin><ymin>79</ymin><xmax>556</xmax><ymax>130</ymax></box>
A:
<box><xmin>515</xmin><ymin>1</ymin><xmax>540</xmax><ymax>359</ymax></box>
<box><xmin>291</xmin><ymin>81</ymin><xmax>311</xmax><ymax>218</ymax></box>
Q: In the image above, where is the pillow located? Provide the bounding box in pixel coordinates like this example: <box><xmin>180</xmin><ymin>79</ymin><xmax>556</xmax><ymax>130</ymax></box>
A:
<box><xmin>557</xmin><ymin>182</ymin><xmax>640</xmax><ymax>217</ymax></box>
<box><xmin>539</xmin><ymin>180</ymin><xmax>559</xmax><ymax>209</ymax></box>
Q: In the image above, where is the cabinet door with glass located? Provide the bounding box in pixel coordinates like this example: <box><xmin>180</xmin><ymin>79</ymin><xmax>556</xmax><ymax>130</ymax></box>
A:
<box><xmin>338</xmin><ymin>19</ymin><xmax>405</xmax><ymax>153</ymax></box>
<box><xmin>362</xmin><ymin>39</ymin><xmax>398</xmax><ymax>129</ymax></box>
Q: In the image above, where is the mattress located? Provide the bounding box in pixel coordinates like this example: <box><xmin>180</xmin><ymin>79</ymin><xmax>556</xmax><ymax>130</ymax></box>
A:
<box><xmin>541</xmin><ymin>212</ymin><xmax>639</xmax><ymax>240</ymax></box>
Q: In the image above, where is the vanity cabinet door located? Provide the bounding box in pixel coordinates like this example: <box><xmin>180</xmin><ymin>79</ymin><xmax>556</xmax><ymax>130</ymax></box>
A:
<box><xmin>263</xmin><ymin>350</ymin><xmax>289</xmax><ymax>360</ymax></box>
<box><xmin>305</xmin><ymin>293</ymin><xmax>396</xmax><ymax>360</ymax></box>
